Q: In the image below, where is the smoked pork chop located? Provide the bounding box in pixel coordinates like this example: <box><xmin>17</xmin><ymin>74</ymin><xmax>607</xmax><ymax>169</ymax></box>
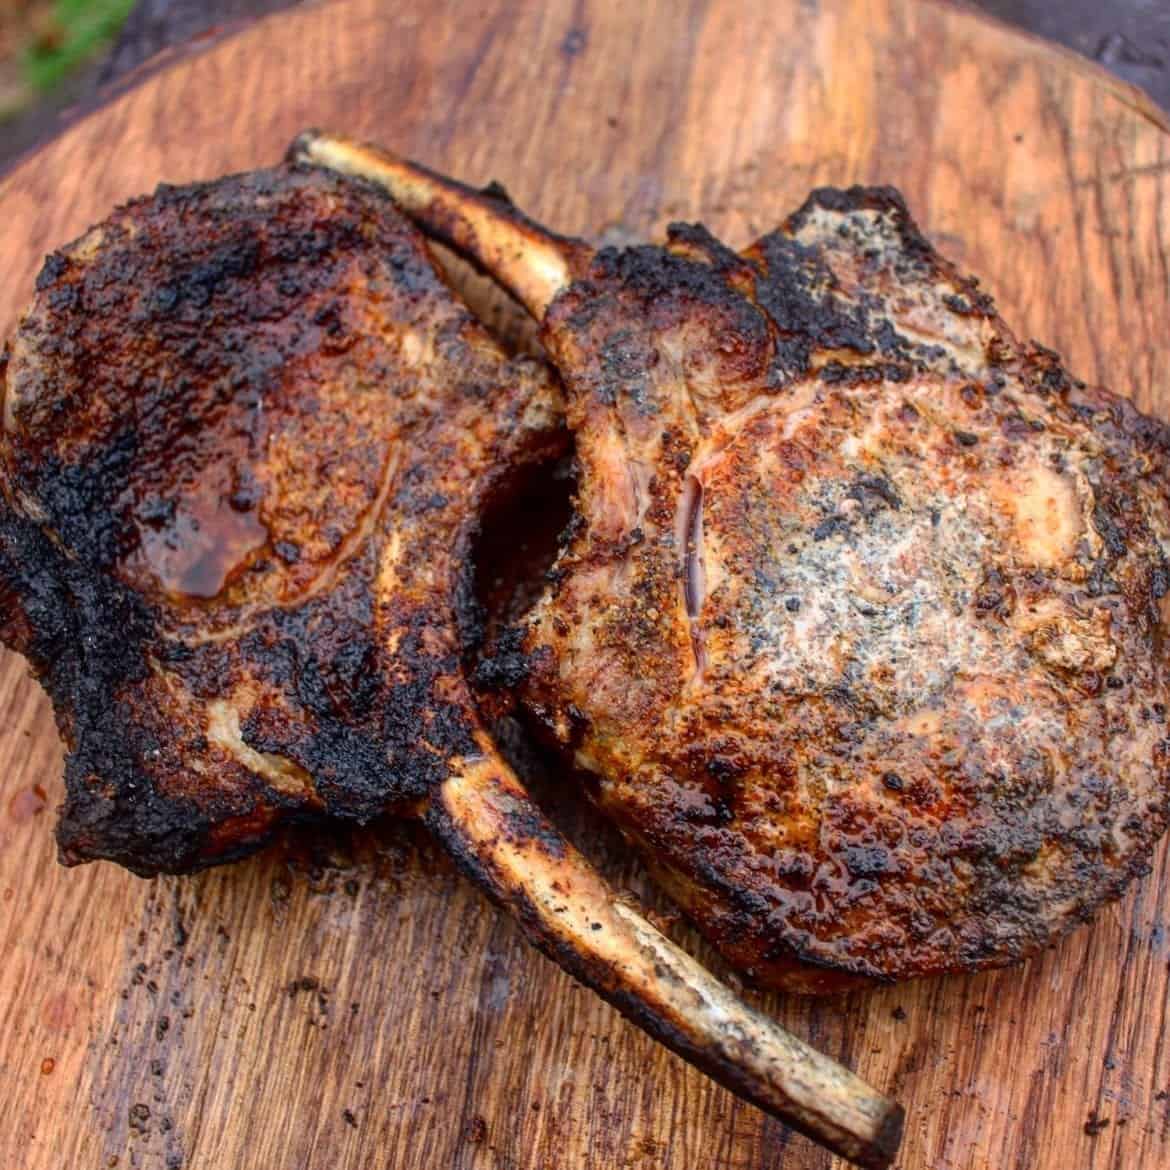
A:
<box><xmin>0</xmin><ymin>164</ymin><xmax>559</xmax><ymax>872</ymax></box>
<box><xmin>293</xmin><ymin>133</ymin><xmax>1170</xmax><ymax>994</ymax></box>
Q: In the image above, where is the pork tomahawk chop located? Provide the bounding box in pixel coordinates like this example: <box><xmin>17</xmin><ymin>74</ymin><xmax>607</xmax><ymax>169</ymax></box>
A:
<box><xmin>0</xmin><ymin>163</ymin><xmax>901</xmax><ymax>1167</ymax></box>
<box><xmin>294</xmin><ymin>132</ymin><xmax>1170</xmax><ymax>993</ymax></box>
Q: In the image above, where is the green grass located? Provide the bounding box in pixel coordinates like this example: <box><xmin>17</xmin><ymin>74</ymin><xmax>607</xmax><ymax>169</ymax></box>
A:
<box><xmin>23</xmin><ymin>0</ymin><xmax>136</xmax><ymax>93</ymax></box>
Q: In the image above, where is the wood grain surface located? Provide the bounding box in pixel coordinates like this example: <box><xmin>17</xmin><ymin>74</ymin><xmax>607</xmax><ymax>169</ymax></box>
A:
<box><xmin>1</xmin><ymin>1</ymin><xmax>1169</xmax><ymax>1168</ymax></box>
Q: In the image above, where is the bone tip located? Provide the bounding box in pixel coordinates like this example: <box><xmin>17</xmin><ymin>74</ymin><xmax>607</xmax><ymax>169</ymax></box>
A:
<box><xmin>865</xmin><ymin>1101</ymin><xmax>905</xmax><ymax>1170</ymax></box>
<box><xmin>286</xmin><ymin>128</ymin><xmax>325</xmax><ymax>166</ymax></box>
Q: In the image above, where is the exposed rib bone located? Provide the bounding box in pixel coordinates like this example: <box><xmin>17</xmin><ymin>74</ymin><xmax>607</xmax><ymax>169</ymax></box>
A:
<box><xmin>431</xmin><ymin>739</ymin><xmax>904</xmax><ymax>1170</ymax></box>
<box><xmin>290</xmin><ymin>131</ymin><xmax>589</xmax><ymax>317</ymax></box>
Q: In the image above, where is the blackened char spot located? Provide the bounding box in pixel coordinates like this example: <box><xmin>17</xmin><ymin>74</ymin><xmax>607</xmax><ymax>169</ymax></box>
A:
<box><xmin>474</xmin><ymin>626</ymin><xmax>532</xmax><ymax>691</ymax></box>
<box><xmin>250</xmin><ymin>606</ymin><xmax>475</xmax><ymax>822</ymax></box>
<box><xmin>35</xmin><ymin>251</ymin><xmax>70</xmax><ymax>291</ymax></box>
<box><xmin>751</xmin><ymin>233</ymin><xmax>873</xmax><ymax>380</ymax></box>
<box><xmin>21</xmin><ymin>432</ymin><xmax>141</xmax><ymax>570</ymax></box>
<box><xmin>847</xmin><ymin>474</ymin><xmax>902</xmax><ymax>512</ymax></box>
<box><xmin>665</xmin><ymin>222</ymin><xmax>748</xmax><ymax>272</ymax></box>
<box><xmin>943</xmin><ymin>290</ymin><xmax>995</xmax><ymax>316</ymax></box>
<box><xmin>478</xmin><ymin>179</ymin><xmax>514</xmax><ymax>205</ymax></box>
<box><xmin>1092</xmin><ymin>500</ymin><xmax>1128</xmax><ymax>559</ymax></box>
<box><xmin>843</xmin><ymin>844</ymin><xmax>896</xmax><ymax>878</ymax></box>
<box><xmin>819</xmin><ymin>361</ymin><xmax>911</xmax><ymax>386</ymax></box>
<box><xmin>812</xmin><ymin>515</ymin><xmax>849</xmax><ymax>542</ymax></box>
<box><xmin>0</xmin><ymin>512</ymin><xmax>215</xmax><ymax>874</ymax></box>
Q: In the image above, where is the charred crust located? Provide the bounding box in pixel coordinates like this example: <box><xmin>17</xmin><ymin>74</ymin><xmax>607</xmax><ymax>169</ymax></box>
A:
<box><xmin>473</xmin><ymin>626</ymin><xmax>532</xmax><ymax>691</ymax></box>
<box><xmin>663</xmin><ymin>221</ymin><xmax>747</xmax><ymax>272</ymax></box>
<box><xmin>550</xmin><ymin>241</ymin><xmax>772</xmax><ymax>411</ymax></box>
<box><xmin>819</xmin><ymin>361</ymin><xmax>912</xmax><ymax>385</ymax></box>
<box><xmin>0</xmin><ymin>511</ymin><xmax>217</xmax><ymax>874</ymax></box>
<box><xmin>750</xmin><ymin>232</ymin><xmax>880</xmax><ymax>379</ymax></box>
<box><xmin>2</xmin><ymin>162</ymin><xmax>564</xmax><ymax>874</ymax></box>
<box><xmin>478</xmin><ymin>179</ymin><xmax>514</xmax><ymax>206</ymax></box>
<box><xmin>234</xmin><ymin>597</ymin><xmax>478</xmax><ymax>823</ymax></box>
<box><xmin>530</xmin><ymin>179</ymin><xmax>1170</xmax><ymax>989</ymax></box>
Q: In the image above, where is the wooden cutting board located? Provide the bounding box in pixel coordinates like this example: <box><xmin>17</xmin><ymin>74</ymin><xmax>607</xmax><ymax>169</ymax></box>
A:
<box><xmin>1</xmin><ymin>1</ymin><xmax>1169</xmax><ymax>1167</ymax></box>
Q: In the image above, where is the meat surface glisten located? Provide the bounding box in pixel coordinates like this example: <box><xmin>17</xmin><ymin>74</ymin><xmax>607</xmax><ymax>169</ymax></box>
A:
<box><xmin>295</xmin><ymin>132</ymin><xmax>1170</xmax><ymax>994</ymax></box>
<box><xmin>0</xmin><ymin>162</ymin><xmax>903</xmax><ymax>1168</ymax></box>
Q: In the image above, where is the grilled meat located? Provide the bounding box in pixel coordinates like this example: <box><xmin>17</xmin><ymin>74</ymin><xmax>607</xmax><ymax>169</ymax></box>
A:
<box><xmin>0</xmin><ymin>164</ymin><xmax>560</xmax><ymax>873</ymax></box>
<box><xmin>0</xmin><ymin>163</ymin><xmax>902</xmax><ymax>1168</ymax></box>
<box><xmin>294</xmin><ymin>133</ymin><xmax>1170</xmax><ymax>994</ymax></box>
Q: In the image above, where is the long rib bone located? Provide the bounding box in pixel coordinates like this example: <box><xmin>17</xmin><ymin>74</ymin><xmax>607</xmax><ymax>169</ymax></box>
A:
<box><xmin>290</xmin><ymin>132</ymin><xmax>583</xmax><ymax>316</ymax></box>
<box><xmin>433</xmin><ymin>741</ymin><xmax>902</xmax><ymax>1169</ymax></box>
